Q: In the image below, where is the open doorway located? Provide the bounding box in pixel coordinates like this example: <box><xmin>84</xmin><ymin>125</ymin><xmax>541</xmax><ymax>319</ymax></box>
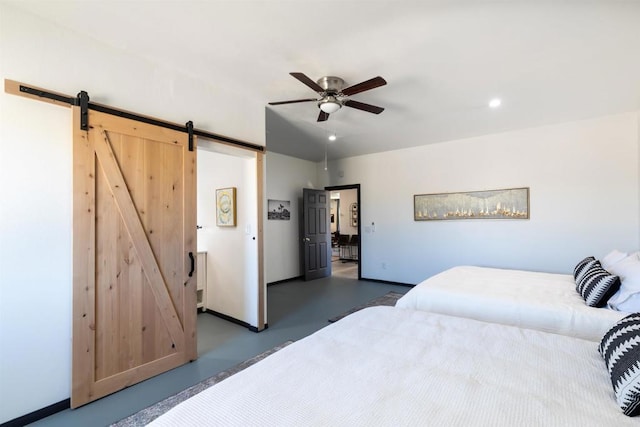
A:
<box><xmin>326</xmin><ymin>184</ymin><xmax>361</xmax><ymax>280</ymax></box>
<box><xmin>196</xmin><ymin>140</ymin><xmax>265</xmax><ymax>333</ymax></box>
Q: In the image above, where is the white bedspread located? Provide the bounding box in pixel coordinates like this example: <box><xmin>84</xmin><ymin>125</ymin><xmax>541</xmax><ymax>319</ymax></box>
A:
<box><xmin>150</xmin><ymin>306</ymin><xmax>636</xmax><ymax>426</ymax></box>
<box><xmin>395</xmin><ymin>265</ymin><xmax>627</xmax><ymax>341</ymax></box>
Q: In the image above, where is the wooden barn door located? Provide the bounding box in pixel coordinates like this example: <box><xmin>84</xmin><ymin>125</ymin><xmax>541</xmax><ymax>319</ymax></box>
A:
<box><xmin>71</xmin><ymin>107</ymin><xmax>197</xmax><ymax>407</ymax></box>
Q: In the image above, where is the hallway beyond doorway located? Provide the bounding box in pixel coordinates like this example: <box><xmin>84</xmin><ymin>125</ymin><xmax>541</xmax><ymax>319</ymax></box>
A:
<box><xmin>327</xmin><ymin>183</ymin><xmax>361</xmax><ymax>280</ymax></box>
<box><xmin>332</xmin><ymin>258</ymin><xmax>358</xmax><ymax>279</ymax></box>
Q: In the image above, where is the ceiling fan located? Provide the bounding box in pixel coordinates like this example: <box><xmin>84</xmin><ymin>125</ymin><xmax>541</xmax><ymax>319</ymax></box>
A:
<box><xmin>269</xmin><ymin>72</ymin><xmax>387</xmax><ymax>122</ymax></box>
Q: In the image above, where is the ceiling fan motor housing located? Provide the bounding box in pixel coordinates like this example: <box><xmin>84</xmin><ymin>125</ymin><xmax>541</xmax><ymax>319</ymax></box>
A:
<box><xmin>317</xmin><ymin>76</ymin><xmax>345</xmax><ymax>94</ymax></box>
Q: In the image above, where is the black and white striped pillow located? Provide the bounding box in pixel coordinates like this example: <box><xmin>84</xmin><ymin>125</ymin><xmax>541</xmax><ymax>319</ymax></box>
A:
<box><xmin>574</xmin><ymin>256</ymin><xmax>598</xmax><ymax>284</ymax></box>
<box><xmin>599</xmin><ymin>314</ymin><xmax>640</xmax><ymax>416</ymax></box>
<box><xmin>576</xmin><ymin>264</ymin><xmax>620</xmax><ymax>307</ymax></box>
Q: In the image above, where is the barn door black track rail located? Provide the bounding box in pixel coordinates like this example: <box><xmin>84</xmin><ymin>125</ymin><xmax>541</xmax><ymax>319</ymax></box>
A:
<box><xmin>18</xmin><ymin>84</ymin><xmax>264</xmax><ymax>153</ymax></box>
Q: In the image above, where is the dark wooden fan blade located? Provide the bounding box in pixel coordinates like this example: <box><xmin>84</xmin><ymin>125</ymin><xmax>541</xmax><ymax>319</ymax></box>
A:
<box><xmin>290</xmin><ymin>72</ymin><xmax>324</xmax><ymax>93</ymax></box>
<box><xmin>317</xmin><ymin>111</ymin><xmax>329</xmax><ymax>122</ymax></box>
<box><xmin>268</xmin><ymin>98</ymin><xmax>317</xmax><ymax>105</ymax></box>
<box><xmin>341</xmin><ymin>76</ymin><xmax>387</xmax><ymax>96</ymax></box>
<box><xmin>344</xmin><ymin>99</ymin><xmax>384</xmax><ymax>114</ymax></box>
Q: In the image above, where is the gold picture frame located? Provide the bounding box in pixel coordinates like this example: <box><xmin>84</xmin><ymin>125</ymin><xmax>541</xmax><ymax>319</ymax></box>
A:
<box><xmin>414</xmin><ymin>187</ymin><xmax>529</xmax><ymax>221</ymax></box>
<box><xmin>216</xmin><ymin>187</ymin><xmax>237</xmax><ymax>226</ymax></box>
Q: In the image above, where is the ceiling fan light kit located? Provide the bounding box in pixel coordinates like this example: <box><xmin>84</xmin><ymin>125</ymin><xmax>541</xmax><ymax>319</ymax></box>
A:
<box><xmin>269</xmin><ymin>72</ymin><xmax>387</xmax><ymax>122</ymax></box>
<box><xmin>319</xmin><ymin>96</ymin><xmax>341</xmax><ymax>114</ymax></box>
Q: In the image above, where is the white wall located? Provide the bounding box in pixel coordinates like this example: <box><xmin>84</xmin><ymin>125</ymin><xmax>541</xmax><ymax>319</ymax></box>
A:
<box><xmin>0</xmin><ymin>5</ymin><xmax>263</xmax><ymax>423</ymax></box>
<box><xmin>264</xmin><ymin>152</ymin><xmax>319</xmax><ymax>283</ymax></box>
<box><xmin>0</xmin><ymin>92</ymin><xmax>72</xmax><ymax>423</ymax></box>
<box><xmin>326</xmin><ymin>112</ymin><xmax>640</xmax><ymax>284</ymax></box>
<box><xmin>197</xmin><ymin>146</ymin><xmax>259</xmax><ymax>327</ymax></box>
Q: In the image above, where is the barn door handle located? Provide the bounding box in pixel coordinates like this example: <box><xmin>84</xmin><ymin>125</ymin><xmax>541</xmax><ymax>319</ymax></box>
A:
<box><xmin>188</xmin><ymin>252</ymin><xmax>195</xmax><ymax>277</ymax></box>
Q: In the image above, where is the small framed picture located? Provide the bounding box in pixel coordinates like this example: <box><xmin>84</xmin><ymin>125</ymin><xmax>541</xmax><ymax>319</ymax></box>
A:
<box><xmin>216</xmin><ymin>187</ymin><xmax>237</xmax><ymax>227</ymax></box>
<box><xmin>267</xmin><ymin>199</ymin><xmax>291</xmax><ymax>221</ymax></box>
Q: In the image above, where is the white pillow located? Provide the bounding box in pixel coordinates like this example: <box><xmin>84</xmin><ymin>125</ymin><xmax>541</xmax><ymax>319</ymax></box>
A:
<box><xmin>605</xmin><ymin>251</ymin><xmax>640</xmax><ymax>278</ymax></box>
<box><xmin>607</xmin><ymin>253</ymin><xmax>640</xmax><ymax>311</ymax></box>
<box><xmin>612</xmin><ymin>292</ymin><xmax>640</xmax><ymax>312</ymax></box>
<box><xmin>601</xmin><ymin>249</ymin><xmax>628</xmax><ymax>270</ymax></box>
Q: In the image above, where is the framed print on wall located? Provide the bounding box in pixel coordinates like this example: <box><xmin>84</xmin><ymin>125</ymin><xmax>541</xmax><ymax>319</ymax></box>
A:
<box><xmin>267</xmin><ymin>199</ymin><xmax>291</xmax><ymax>220</ymax></box>
<box><xmin>216</xmin><ymin>187</ymin><xmax>237</xmax><ymax>226</ymax></box>
<box><xmin>350</xmin><ymin>203</ymin><xmax>358</xmax><ymax>227</ymax></box>
<box><xmin>414</xmin><ymin>187</ymin><xmax>529</xmax><ymax>221</ymax></box>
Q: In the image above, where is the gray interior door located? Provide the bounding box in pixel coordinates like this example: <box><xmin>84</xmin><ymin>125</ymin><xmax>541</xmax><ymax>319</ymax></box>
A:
<box><xmin>302</xmin><ymin>188</ymin><xmax>331</xmax><ymax>280</ymax></box>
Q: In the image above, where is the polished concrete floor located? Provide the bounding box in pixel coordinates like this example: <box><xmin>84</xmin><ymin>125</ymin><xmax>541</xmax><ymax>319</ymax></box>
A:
<box><xmin>29</xmin><ymin>275</ymin><xmax>407</xmax><ymax>427</ymax></box>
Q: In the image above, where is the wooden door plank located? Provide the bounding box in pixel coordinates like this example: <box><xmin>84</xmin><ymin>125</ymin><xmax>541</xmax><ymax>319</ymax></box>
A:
<box><xmin>95</xmin><ymin>156</ymin><xmax>121</xmax><ymax>380</ymax></box>
<box><xmin>161</xmin><ymin>141</ymin><xmax>184</xmax><ymax>322</ymax></box>
<box><xmin>115</xmin><ymin>136</ymin><xmax>145</xmax><ymax>371</ymax></box>
<box><xmin>92</xmin><ymin>129</ymin><xmax>185</xmax><ymax>352</ymax></box>
<box><xmin>97</xmin><ymin>112</ymin><xmax>189</xmax><ymax>146</ymax></box>
<box><xmin>92</xmin><ymin>352</ymin><xmax>184</xmax><ymax>396</ymax></box>
<box><xmin>143</xmin><ymin>139</ymin><xmax>173</xmax><ymax>357</ymax></box>
<box><xmin>71</xmin><ymin>107</ymin><xmax>96</xmax><ymax>408</ymax></box>
<box><xmin>183</xmin><ymin>136</ymin><xmax>197</xmax><ymax>361</ymax></box>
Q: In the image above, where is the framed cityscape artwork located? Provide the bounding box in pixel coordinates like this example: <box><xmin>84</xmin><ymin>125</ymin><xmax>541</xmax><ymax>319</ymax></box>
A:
<box><xmin>414</xmin><ymin>187</ymin><xmax>529</xmax><ymax>221</ymax></box>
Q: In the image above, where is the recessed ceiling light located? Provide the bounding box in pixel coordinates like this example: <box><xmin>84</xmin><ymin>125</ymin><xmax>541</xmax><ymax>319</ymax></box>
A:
<box><xmin>489</xmin><ymin>98</ymin><xmax>501</xmax><ymax>108</ymax></box>
<box><xmin>328</xmin><ymin>134</ymin><xmax>337</xmax><ymax>141</ymax></box>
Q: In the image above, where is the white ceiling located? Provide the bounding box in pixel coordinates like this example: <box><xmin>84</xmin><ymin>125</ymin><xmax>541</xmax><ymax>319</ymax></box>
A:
<box><xmin>9</xmin><ymin>0</ymin><xmax>640</xmax><ymax>161</ymax></box>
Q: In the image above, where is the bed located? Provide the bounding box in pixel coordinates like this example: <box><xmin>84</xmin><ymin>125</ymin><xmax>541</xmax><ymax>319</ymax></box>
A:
<box><xmin>395</xmin><ymin>265</ymin><xmax>628</xmax><ymax>341</ymax></box>
<box><xmin>149</xmin><ymin>306</ymin><xmax>638</xmax><ymax>426</ymax></box>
